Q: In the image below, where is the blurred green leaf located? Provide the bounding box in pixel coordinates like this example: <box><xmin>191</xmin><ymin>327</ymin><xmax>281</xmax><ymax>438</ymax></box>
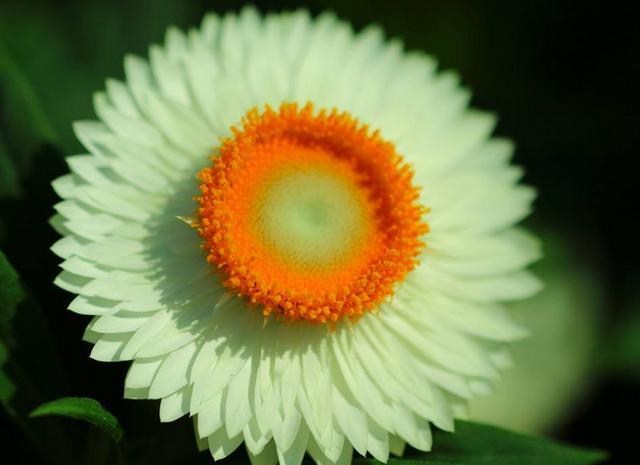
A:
<box><xmin>0</xmin><ymin>248</ymin><xmax>25</xmax><ymax>337</ymax></box>
<box><xmin>0</xmin><ymin>249</ymin><xmax>23</xmax><ymax>403</ymax></box>
<box><xmin>608</xmin><ymin>316</ymin><xmax>640</xmax><ymax>373</ymax></box>
<box><xmin>0</xmin><ymin>0</ymin><xmax>199</xmax><ymax>161</ymax></box>
<box><xmin>0</xmin><ymin>340</ymin><xmax>15</xmax><ymax>402</ymax></box>
<box><xmin>601</xmin><ymin>283</ymin><xmax>640</xmax><ymax>379</ymax></box>
<box><xmin>354</xmin><ymin>421</ymin><xmax>607</xmax><ymax>465</ymax></box>
<box><xmin>0</xmin><ymin>248</ymin><xmax>66</xmax><ymax>404</ymax></box>
<box><xmin>0</xmin><ymin>133</ymin><xmax>21</xmax><ymax>199</ymax></box>
<box><xmin>0</xmin><ymin>36</ymin><xmax>60</xmax><ymax>146</ymax></box>
<box><xmin>0</xmin><ymin>248</ymin><xmax>72</xmax><ymax>463</ymax></box>
<box><xmin>30</xmin><ymin>397</ymin><xmax>124</xmax><ymax>444</ymax></box>
<box><xmin>0</xmin><ymin>12</ymin><xmax>83</xmax><ymax>159</ymax></box>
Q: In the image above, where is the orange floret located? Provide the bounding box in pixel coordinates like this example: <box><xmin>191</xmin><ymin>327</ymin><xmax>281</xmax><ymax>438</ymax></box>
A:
<box><xmin>195</xmin><ymin>103</ymin><xmax>428</xmax><ymax>325</ymax></box>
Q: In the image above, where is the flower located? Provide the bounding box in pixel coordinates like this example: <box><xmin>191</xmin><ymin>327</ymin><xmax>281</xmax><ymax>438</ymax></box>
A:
<box><xmin>51</xmin><ymin>7</ymin><xmax>541</xmax><ymax>465</ymax></box>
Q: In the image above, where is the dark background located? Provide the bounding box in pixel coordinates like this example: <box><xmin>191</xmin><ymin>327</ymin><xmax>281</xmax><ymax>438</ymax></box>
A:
<box><xmin>0</xmin><ymin>1</ymin><xmax>637</xmax><ymax>464</ymax></box>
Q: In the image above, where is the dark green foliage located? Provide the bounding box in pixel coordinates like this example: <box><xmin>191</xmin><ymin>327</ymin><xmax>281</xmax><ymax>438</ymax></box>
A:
<box><xmin>30</xmin><ymin>397</ymin><xmax>124</xmax><ymax>444</ymax></box>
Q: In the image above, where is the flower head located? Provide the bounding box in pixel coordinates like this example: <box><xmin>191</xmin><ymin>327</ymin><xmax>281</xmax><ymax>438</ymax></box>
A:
<box><xmin>52</xmin><ymin>7</ymin><xmax>541</xmax><ymax>465</ymax></box>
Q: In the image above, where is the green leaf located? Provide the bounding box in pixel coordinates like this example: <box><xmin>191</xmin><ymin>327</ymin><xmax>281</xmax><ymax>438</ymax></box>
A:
<box><xmin>0</xmin><ymin>133</ymin><xmax>21</xmax><ymax>199</ymax></box>
<box><xmin>30</xmin><ymin>397</ymin><xmax>124</xmax><ymax>444</ymax></box>
<box><xmin>0</xmin><ymin>248</ymin><xmax>73</xmax><ymax>463</ymax></box>
<box><xmin>354</xmin><ymin>421</ymin><xmax>607</xmax><ymax>465</ymax></box>
<box><xmin>0</xmin><ymin>248</ymin><xmax>67</xmax><ymax>407</ymax></box>
<box><xmin>600</xmin><ymin>279</ymin><xmax>640</xmax><ymax>379</ymax></box>
<box><xmin>0</xmin><ymin>250</ymin><xmax>22</xmax><ymax>402</ymax></box>
<box><xmin>0</xmin><ymin>1</ymin><xmax>198</xmax><ymax>159</ymax></box>
<box><xmin>0</xmin><ymin>341</ymin><xmax>15</xmax><ymax>402</ymax></box>
<box><xmin>0</xmin><ymin>34</ymin><xmax>60</xmax><ymax>147</ymax></box>
<box><xmin>0</xmin><ymin>249</ymin><xmax>25</xmax><ymax>337</ymax></box>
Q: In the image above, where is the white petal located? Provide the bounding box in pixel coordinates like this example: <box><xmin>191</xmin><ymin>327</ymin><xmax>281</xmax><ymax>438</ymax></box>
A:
<box><xmin>272</xmin><ymin>406</ymin><xmax>303</xmax><ymax>454</ymax></box>
<box><xmin>149</xmin><ymin>342</ymin><xmax>199</xmax><ymax>398</ymax></box>
<box><xmin>197</xmin><ymin>392</ymin><xmax>224</xmax><ymax>438</ymax></box>
<box><xmin>90</xmin><ymin>333</ymin><xmax>131</xmax><ymax>362</ymax></box>
<box><xmin>125</xmin><ymin>357</ymin><xmax>163</xmax><ymax>391</ymax></box>
<box><xmin>105</xmin><ymin>78</ymin><xmax>140</xmax><ymax>117</ymax></box>
<box><xmin>244</xmin><ymin>416</ymin><xmax>272</xmax><ymax>455</ymax></box>
<box><xmin>308</xmin><ymin>434</ymin><xmax>352</xmax><ymax>465</ymax></box>
<box><xmin>331</xmin><ymin>380</ymin><xmax>367</xmax><ymax>456</ymax></box>
<box><xmin>365</xmin><ymin>417</ymin><xmax>389</xmax><ymax>463</ymax></box>
<box><xmin>68</xmin><ymin>295</ymin><xmax>119</xmax><ymax>316</ymax></box>
<box><xmin>149</xmin><ymin>44</ymin><xmax>190</xmax><ymax>105</ymax></box>
<box><xmin>275</xmin><ymin>424</ymin><xmax>309</xmax><ymax>465</ymax></box>
<box><xmin>225</xmin><ymin>353</ymin><xmax>256</xmax><ymax>437</ymax></box>
<box><xmin>207</xmin><ymin>428</ymin><xmax>243</xmax><ymax>460</ymax></box>
<box><xmin>159</xmin><ymin>385</ymin><xmax>192</xmax><ymax>422</ymax></box>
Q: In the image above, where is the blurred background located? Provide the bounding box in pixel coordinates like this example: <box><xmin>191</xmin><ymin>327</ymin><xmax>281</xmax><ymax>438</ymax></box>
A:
<box><xmin>0</xmin><ymin>0</ymin><xmax>637</xmax><ymax>464</ymax></box>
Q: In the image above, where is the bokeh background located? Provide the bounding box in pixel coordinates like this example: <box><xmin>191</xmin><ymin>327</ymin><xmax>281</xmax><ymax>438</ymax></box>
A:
<box><xmin>0</xmin><ymin>1</ymin><xmax>637</xmax><ymax>464</ymax></box>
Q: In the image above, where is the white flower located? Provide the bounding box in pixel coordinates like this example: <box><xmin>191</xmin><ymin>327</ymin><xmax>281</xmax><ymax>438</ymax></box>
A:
<box><xmin>51</xmin><ymin>7</ymin><xmax>541</xmax><ymax>465</ymax></box>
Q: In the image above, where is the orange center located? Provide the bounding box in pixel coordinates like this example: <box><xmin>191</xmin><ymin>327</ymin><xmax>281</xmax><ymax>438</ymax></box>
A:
<box><xmin>195</xmin><ymin>103</ymin><xmax>428</xmax><ymax>324</ymax></box>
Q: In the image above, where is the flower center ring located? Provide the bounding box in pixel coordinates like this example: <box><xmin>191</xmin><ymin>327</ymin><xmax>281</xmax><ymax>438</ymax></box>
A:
<box><xmin>195</xmin><ymin>103</ymin><xmax>429</xmax><ymax>324</ymax></box>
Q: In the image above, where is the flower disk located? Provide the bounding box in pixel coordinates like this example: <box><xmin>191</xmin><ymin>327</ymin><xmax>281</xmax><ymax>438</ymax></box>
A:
<box><xmin>196</xmin><ymin>104</ymin><xmax>429</xmax><ymax>324</ymax></box>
